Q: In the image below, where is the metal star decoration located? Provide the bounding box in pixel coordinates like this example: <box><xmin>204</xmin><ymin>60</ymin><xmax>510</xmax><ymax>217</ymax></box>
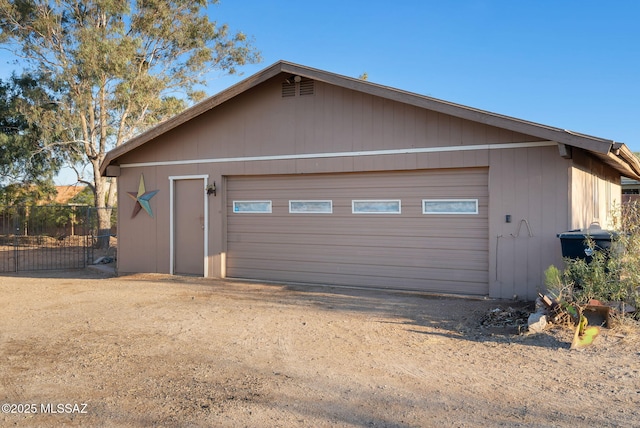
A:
<box><xmin>127</xmin><ymin>174</ymin><xmax>159</xmax><ymax>218</ymax></box>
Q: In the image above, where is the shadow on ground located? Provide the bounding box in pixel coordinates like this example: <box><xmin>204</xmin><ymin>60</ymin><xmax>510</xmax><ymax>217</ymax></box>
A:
<box><xmin>1</xmin><ymin>268</ymin><xmax>572</xmax><ymax>349</ymax></box>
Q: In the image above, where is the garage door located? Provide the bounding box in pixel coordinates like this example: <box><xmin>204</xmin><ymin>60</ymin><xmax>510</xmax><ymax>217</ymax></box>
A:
<box><xmin>226</xmin><ymin>169</ymin><xmax>488</xmax><ymax>295</ymax></box>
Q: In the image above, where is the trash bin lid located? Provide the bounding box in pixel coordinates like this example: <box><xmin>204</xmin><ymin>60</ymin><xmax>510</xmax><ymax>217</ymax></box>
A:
<box><xmin>557</xmin><ymin>229</ymin><xmax>618</xmax><ymax>239</ymax></box>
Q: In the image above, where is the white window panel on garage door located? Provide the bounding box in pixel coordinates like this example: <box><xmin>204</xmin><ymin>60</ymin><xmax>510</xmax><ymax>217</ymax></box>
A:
<box><xmin>289</xmin><ymin>200</ymin><xmax>333</xmax><ymax>214</ymax></box>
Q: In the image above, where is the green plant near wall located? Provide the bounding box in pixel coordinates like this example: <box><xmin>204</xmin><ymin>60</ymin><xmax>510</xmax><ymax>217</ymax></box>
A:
<box><xmin>544</xmin><ymin>264</ymin><xmax>566</xmax><ymax>301</ymax></box>
<box><xmin>562</xmin><ymin>240</ymin><xmax>626</xmax><ymax>304</ymax></box>
<box><xmin>544</xmin><ymin>202</ymin><xmax>640</xmax><ymax>321</ymax></box>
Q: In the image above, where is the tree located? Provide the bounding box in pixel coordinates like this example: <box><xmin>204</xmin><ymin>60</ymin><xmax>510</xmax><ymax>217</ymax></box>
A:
<box><xmin>0</xmin><ymin>74</ymin><xmax>61</xmax><ymax>193</ymax></box>
<box><xmin>0</xmin><ymin>0</ymin><xmax>260</xmax><ymax>244</ymax></box>
<box><xmin>68</xmin><ymin>185</ymin><xmax>95</xmax><ymax>206</ymax></box>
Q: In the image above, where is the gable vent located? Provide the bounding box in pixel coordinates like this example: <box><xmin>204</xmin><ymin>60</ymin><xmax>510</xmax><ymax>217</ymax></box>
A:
<box><xmin>282</xmin><ymin>80</ymin><xmax>296</xmax><ymax>97</ymax></box>
<box><xmin>281</xmin><ymin>76</ymin><xmax>315</xmax><ymax>98</ymax></box>
<box><xmin>299</xmin><ymin>78</ymin><xmax>315</xmax><ymax>96</ymax></box>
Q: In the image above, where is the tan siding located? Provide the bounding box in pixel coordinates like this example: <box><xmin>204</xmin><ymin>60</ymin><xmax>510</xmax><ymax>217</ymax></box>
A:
<box><xmin>570</xmin><ymin>166</ymin><xmax>590</xmax><ymax>228</ymax></box>
<box><xmin>569</xmin><ymin>149</ymin><xmax>622</xmax><ymax>230</ymax></box>
<box><xmin>489</xmin><ymin>145</ymin><xmax>570</xmax><ymax>299</ymax></box>
<box><xmin>226</xmin><ymin>169</ymin><xmax>489</xmax><ymax>295</ymax></box>
<box><xmin>116</xmin><ymin>167</ymin><xmax>165</xmax><ymax>274</ymax></box>
<box><xmin>117</xmin><ymin>78</ymin><xmax>543</xmax><ymax>169</ymax></box>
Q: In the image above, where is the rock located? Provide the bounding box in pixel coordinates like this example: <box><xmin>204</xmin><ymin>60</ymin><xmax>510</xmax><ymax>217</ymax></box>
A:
<box><xmin>527</xmin><ymin>312</ymin><xmax>548</xmax><ymax>334</ymax></box>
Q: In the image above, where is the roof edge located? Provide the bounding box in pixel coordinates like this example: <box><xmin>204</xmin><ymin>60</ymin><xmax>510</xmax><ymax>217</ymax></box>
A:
<box><xmin>100</xmin><ymin>60</ymin><xmax>288</xmax><ymax>175</ymax></box>
<box><xmin>100</xmin><ymin>60</ymin><xmax>629</xmax><ymax>176</ymax></box>
<box><xmin>616</xmin><ymin>145</ymin><xmax>640</xmax><ymax>180</ymax></box>
<box><xmin>277</xmin><ymin>62</ymin><xmax>615</xmax><ymax>155</ymax></box>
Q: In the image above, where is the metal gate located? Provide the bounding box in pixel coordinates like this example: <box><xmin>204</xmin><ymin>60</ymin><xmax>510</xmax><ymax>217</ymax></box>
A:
<box><xmin>0</xmin><ymin>205</ymin><xmax>117</xmax><ymax>273</ymax></box>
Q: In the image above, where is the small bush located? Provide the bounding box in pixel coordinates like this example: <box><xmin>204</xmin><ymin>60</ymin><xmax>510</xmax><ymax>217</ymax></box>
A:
<box><xmin>562</xmin><ymin>241</ymin><xmax>629</xmax><ymax>305</ymax></box>
<box><xmin>546</xmin><ymin>202</ymin><xmax>640</xmax><ymax>321</ymax></box>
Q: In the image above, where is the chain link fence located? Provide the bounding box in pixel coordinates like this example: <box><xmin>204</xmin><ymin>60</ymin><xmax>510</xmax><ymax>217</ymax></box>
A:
<box><xmin>0</xmin><ymin>205</ymin><xmax>117</xmax><ymax>273</ymax></box>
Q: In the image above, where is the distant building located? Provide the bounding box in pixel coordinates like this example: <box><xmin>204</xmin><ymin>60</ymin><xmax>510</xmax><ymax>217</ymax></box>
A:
<box><xmin>622</xmin><ymin>177</ymin><xmax>640</xmax><ymax>202</ymax></box>
<box><xmin>51</xmin><ymin>185</ymin><xmax>86</xmax><ymax>204</ymax></box>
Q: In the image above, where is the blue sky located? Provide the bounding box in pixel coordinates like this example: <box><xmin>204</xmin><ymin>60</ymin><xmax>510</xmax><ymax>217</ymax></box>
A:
<box><xmin>209</xmin><ymin>0</ymin><xmax>640</xmax><ymax>149</ymax></box>
<box><xmin>2</xmin><ymin>0</ymin><xmax>639</xmax><ymax>184</ymax></box>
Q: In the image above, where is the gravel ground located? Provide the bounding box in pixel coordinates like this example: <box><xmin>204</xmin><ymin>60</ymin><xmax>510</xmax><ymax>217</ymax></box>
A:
<box><xmin>1</xmin><ymin>269</ymin><xmax>639</xmax><ymax>427</ymax></box>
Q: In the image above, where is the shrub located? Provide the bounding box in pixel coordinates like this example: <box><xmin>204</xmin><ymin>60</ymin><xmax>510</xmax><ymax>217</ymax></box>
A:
<box><xmin>545</xmin><ymin>202</ymin><xmax>640</xmax><ymax>321</ymax></box>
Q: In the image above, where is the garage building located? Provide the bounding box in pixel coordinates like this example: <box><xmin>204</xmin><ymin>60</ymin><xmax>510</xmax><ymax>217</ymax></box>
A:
<box><xmin>100</xmin><ymin>61</ymin><xmax>640</xmax><ymax>300</ymax></box>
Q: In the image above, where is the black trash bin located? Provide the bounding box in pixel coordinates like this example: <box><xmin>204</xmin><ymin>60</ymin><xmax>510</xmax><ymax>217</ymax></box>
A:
<box><xmin>557</xmin><ymin>229</ymin><xmax>618</xmax><ymax>262</ymax></box>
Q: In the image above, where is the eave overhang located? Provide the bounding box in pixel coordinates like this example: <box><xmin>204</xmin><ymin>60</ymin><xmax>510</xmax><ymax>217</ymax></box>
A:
<box><xmin>100</xmin><ymin>60</ymin><xmax>637</xmax><ymax>180</ymax></box>
<box><xmin>590</xmin><ymin>144</ymin><xmax>640</xmax><ymax>181</ymax></box>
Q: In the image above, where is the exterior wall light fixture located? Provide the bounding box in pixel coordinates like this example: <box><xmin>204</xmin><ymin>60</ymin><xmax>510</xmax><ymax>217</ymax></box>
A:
<box><xmin>206</xmin><ymin>182</ymin><xmax>217</xmax><ymax>196</ymax></box>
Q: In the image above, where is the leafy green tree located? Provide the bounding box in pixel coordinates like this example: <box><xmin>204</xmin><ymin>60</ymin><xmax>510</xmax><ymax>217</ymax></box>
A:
<box><xmin>0</xmin><ymin>182</ymin><xmax>56</xmax><ymax>206</ymax></box>
<box><xmin>0</xmin><ymin>75</ymin><xmax>61</xmax><ymax>193</ymax></box>
<box><xmin>0</xmin><ymin>0</ymin><xmax>260</xmax><ymax>244</ymax></box>
<box><xmin>68</xmin><ymin>185</ymin><xmax>96</xmax><ymax>206</ymax></box>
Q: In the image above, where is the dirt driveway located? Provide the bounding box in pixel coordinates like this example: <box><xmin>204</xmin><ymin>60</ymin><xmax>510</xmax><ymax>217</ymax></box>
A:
<box><xmin>1</xmin><ymin>270</ymin><xmax>639</xmax><ymax>427</ymax></box>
